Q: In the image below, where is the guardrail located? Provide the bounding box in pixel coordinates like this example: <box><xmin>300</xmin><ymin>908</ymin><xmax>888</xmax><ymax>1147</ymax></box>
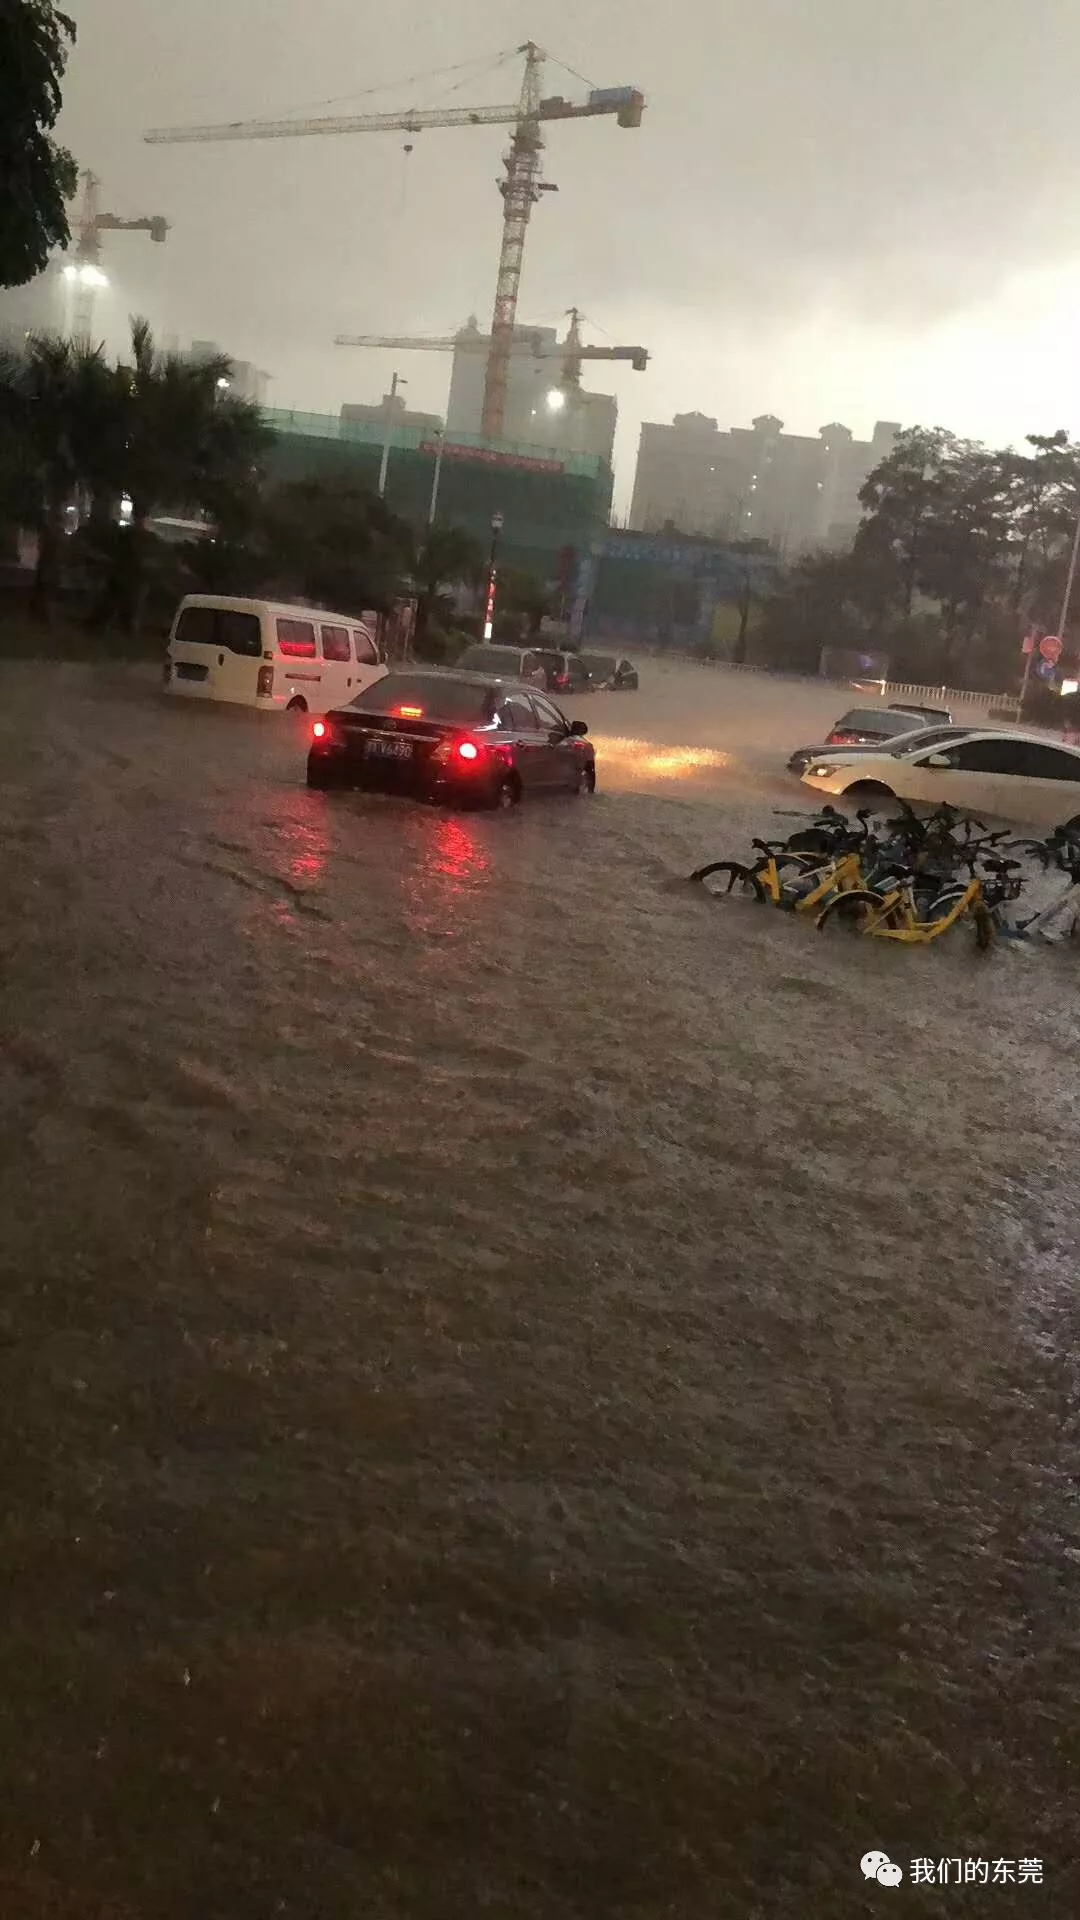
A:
<box><xmin>635</xmin><ymin>649</ymin><xmax>1017</xmax><ymax>710</ymax></box>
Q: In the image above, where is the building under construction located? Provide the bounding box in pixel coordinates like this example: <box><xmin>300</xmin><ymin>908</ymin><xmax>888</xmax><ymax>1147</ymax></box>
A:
<box><xmin>264</xmin><ymin>407</ymin><xmax>612</xmax><ymax>585</ymax></box>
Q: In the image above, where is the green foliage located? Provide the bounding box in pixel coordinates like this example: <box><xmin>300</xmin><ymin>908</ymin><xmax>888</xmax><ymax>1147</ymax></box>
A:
<box><xmin>0</xmin><ymin>3</ymin><xmax>78</xmax><ymax>287</ymax></box>
<box><xmin>0</xmin><ymin>318</ymin><xmax>270</xmax><ymax>624</ymax></box>
<box><xmin>758</xmin><ymin>424</ymin><xmax>1080</xmax><ymax>691</ymax></box>
<box><xmin>254</xmin><ymin>479</ymin><xmax>412</xmax><ymax>612</ymax></box>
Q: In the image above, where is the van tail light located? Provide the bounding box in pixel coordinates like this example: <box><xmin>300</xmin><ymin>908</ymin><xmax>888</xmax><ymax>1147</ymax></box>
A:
<box><xmin>162</xmin><ymin>659</ymin><xmax>172</xmax><ymax>684</ymax></box>
<box><xmin>256</xmin><ymin>664</ymin><xmax>274</xmax><ymax>699</ymax></box>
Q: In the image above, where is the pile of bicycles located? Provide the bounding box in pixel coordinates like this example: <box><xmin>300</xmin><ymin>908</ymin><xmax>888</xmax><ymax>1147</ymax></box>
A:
<box><xmin>689</xmin><ymin>801</ymin><xmax>1080</xmax><ymax>951</ymax></box>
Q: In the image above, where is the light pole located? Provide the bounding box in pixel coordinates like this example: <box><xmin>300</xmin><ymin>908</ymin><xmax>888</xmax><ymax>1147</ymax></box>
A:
<box><xmin>377</xmin><ymin>372</ymin><xmax>405</xmax><ymax>499</ymax></box>
<box><xmin>483</xmin><ymin>510</ymin><xmax>504</xmax><ymax>641</ymax></box>
<box><xmin>427</xmin><ymin>427</ymin><xmax>445</xmax><ymax>526</ymax></box>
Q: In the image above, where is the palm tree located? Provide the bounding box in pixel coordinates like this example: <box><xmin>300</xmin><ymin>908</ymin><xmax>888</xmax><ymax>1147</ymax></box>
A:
<box><xmin>0</xmin><ymin>330</ymin><xmax>117</xmax><ymax>615</ymax></box>
<box><xmin>86</xmin><ymin>318</ymin><xmax>269</xmax><ymax>629</ymax></box>
<box><xmin>412</xmin><ymin>524</ymin><xmax>483</xmax><ymax>648</ymax></box>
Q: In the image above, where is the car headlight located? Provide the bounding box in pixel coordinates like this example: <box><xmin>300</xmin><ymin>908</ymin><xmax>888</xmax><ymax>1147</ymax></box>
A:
<box><xmin>808</xmin><ymin>764</ymin><xmax>837</xmax><ymax>778</ymax></box>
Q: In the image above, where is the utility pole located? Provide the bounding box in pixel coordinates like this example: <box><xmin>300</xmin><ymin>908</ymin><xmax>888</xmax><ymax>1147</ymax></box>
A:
<box><xmin>377</xmin><ymin>372</ymin><xmax>405</xmax><ymax>499</ymax></box>
<box><xmin>427</xmin><ymin>428</ymin><xmax>445</xmax><ymax>526</ymax></box>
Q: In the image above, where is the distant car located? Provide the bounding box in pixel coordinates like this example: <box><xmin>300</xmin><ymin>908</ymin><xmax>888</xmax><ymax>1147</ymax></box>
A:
<box><xmin>800</xmin><ymin>728</ymin><xmax>1080</xmax><ymax>827</ymax></box>
<box><xmin>456</xmin><ymin>643</ymin><xmax>548</xmax><ymax>689</ymax></box>
<box><xmin>578</xmin><ymin>652</ymin><xmax>639</xmax><ymax>691</ymax></box>
<box><xmin>533</xmin><ymin>648</ymin><xmax>593</xmax><ymax>695</ymax></box>
<box><xmin>888</xmin><ymin>701</ymin><xmax>952</xmax><ymax>725</ymax></box>
<box><xmin>787</xmin><ymin>722</ymin><xmax>974</xmax><ymax>776</ymax></box>
<box><xmin>305</xmin><ymin>668</ymin><xmax>596</xmax><ymax>809</ymax></box>
<box><xmin>786</xmin><ymin>706</ymin><xmax>937</xmax><ymax>775</ymax></box>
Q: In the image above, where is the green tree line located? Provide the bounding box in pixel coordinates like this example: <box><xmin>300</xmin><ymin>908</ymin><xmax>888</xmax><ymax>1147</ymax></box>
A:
<box><xmin>0</xmin><ymin>321</ymin><xmax>552</xmax><ymax>649</ymax></box>
<box><xmin>754</xmin><ymin>426</ymin><xmax>1080</xmax><ymax>692</ymax></box>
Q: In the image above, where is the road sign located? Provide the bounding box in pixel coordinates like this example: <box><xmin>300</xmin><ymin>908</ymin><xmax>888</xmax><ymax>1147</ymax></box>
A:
<box><xmin>1040</xmin><ymin>633</ymin><xmax>1063</xmax><ymax>664</ymax></box>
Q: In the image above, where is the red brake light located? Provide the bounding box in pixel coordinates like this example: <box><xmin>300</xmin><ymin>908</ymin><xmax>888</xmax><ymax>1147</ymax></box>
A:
<box><xmin>312</xmin><ymin>720</ymin><xmax>327</xmax><ymax>739</ymax></box>
<box><xmin>457</xmin><ymin>740</ymin><xmax>479</xmax><ymax>762</ymax></box>
<box><xmin>397</xmin><ymin>705</ymin><xmax>424</xmax><ymax>718</ymax></box>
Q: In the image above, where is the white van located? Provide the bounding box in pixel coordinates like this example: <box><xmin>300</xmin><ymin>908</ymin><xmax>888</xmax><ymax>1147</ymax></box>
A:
<box><xmin>164</xmin><ymin>596</ymin><xmax>387</xmax><ymax>713</ymax></box>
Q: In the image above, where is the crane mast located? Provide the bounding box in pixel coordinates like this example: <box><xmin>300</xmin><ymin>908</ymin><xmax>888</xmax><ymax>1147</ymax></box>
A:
<box><xmin>487</xmin><ymin>43</ymin><xmax>549</xmax><ymax>440</ymax></box>
<box><xmin>65</xmin><ymin>169</ymin><xmax>168</xmax><ymax>346</ymax></box>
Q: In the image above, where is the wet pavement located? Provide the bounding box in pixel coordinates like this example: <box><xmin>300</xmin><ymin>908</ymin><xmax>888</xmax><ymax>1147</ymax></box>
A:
<box><xmin>0</xmin><ymin>659</ymin><xmax>1078</xmax><ymax>1918</ymax></box>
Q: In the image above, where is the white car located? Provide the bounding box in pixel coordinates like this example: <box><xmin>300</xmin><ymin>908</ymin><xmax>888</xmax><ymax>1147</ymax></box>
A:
<box><xmin>801</xmin><ymin>728</ymin><xmax>1080</xmax><ymax>829</ymax></box>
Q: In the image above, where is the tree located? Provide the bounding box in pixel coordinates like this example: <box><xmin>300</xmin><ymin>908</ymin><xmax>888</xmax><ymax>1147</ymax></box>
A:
<box><xmin>254</xmin><ymin>478</ymin><xmax>412</xmax><ymax>613</ymax></box>
<box><xmin>0</xmin><ymin>330</ymin><xmax>117</xmax><ymax>614</ymax></box>
<box><xmin>0</xmin><ymin>3</ymin><xmax>78</xmax><ymax>288</ymax></box>
<box><xmin>412</xmin><ymin>524</ymin><xmax>482</xmax><ymax>649</ymax></box>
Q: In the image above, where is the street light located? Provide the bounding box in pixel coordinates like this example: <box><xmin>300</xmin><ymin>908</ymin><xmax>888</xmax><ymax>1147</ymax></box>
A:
<box><xmin>484</xmin><ymin>510</ymin><xmax>504</xmax><ymax>641</ymax></box>
<box><xmin>377</xmin><ymin>371</ymin><xmax>406</xmax><ymax>500</ymax></box>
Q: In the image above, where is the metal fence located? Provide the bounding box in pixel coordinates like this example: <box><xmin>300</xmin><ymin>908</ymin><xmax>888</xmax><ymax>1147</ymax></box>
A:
<box><xmin>636</xmin><ymin>650</ymin><xmax>1018</xmax><ymax>711</ymax></box>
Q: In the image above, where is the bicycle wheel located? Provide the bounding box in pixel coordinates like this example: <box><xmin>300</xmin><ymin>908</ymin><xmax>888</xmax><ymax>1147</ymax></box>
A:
<box><xmin>815</xmin><ymin>888</ymin><xmax>885</xmax><ymax>933</ymax></box>
<box><xmin>690</xmin><ymin>861</ymin><xmax>766</xmax><ymax>902</ymax></box>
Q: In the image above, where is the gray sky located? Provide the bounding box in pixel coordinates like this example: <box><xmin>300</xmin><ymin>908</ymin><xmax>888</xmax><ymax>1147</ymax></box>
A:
<box><xmin>59</xmin><ymin>0</ymin><xmax>1080</xmax><ymax>505</ymax></box>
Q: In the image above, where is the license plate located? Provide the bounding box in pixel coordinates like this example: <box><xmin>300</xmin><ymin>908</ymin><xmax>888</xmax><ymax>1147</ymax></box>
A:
<box><xmin>365</xmin><ymin>737</ymin><xmax>413</xmax><ymax>760</ymax></box>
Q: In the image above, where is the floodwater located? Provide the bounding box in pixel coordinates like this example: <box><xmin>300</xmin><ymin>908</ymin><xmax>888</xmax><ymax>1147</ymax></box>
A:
<box><xmin>1</xmin><ymin>658</ymin><xmax>1078</xmax><ymax>1919</ymax></box>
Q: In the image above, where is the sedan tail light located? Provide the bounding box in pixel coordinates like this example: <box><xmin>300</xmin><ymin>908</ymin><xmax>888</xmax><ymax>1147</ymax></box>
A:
<box><xmin>432</xmin><ymin>735</ymin><xmax>485</xmax><ymax>768</ymax></box>
<box><xmin>310</xmin><ymin>719</ymin><xmax>338</xmax><ymax>745</ymax></box>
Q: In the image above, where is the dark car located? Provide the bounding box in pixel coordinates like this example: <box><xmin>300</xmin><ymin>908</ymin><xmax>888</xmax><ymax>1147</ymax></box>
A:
<box><xmin>888</xmin><ymin>701</ymin><xmax>952</xmax><ymax>725</ymax></box>
<box><xmin>786</xmin><ymin>722</ymin><xmax>974</xmax><ymax>776</ymax></box>
<box><xmin>533</xmin><ymin>648</ymin><xmax>592</xmax><ymax>695</ymax></box>
<box><xmin>786</xmin><ymin>706</ymin><xmax>936</xmax><ymax>775</ymax></box>
<box><xmin>578</xmin><ymin>652</ymin><xmax>639</xmax><ymax>690</ymax></box>
<box><xmin>306</xmin><ymin>669</ymin><xmax>596</xmax><ymax>808</ymax></box>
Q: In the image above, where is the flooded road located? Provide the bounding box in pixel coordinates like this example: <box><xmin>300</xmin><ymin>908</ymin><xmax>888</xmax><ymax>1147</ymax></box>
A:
<box><xmin>1</xmin><ymin>659</ymin><xmax>1078</xmax><ymax>1919</ymax></box>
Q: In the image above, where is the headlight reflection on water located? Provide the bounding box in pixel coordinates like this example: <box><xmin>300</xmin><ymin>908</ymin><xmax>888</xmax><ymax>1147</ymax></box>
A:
<box><xmin>589</xmin><ymin>734</ymin><xmax>731</xmax><ymax>780</ymax></box>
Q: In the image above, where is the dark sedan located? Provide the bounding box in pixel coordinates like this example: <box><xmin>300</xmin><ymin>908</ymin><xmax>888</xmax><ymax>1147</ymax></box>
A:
<box><xmin>306</xmin><ymin>669</ymin><xmax>596</xmax><ymax>808</ymax></box>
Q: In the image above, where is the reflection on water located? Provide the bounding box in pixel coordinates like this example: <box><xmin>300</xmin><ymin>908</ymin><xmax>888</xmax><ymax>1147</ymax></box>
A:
<box><xmin>590</xmin><ymin>733</ymin><xmax>731</xmax><ymax>780</ymax></box>
<box><xmin>402</xmin><ymin>812</ymin><xmax>492</xmax><ymax>943</ymax></box>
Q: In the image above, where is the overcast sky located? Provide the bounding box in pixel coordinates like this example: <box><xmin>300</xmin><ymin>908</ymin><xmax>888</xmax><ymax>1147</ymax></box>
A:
<box><xmin>57</xmin><ymin>0</ymin><xmax>1080</xmax><ymax>507</ymax></box>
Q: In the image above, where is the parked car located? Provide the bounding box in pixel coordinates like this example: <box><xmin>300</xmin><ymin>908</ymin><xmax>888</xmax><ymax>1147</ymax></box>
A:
<box><xmin>164</xmin><ymin>595</ymin><xmax>386</xmax><ymax>713</ymax></box>
<box><xmin>787</xmin><ymin>705</ymin><xmax>936</xmax><ymax>774</ymax></box>
<box><xmin>888</xmin><ymin>701</ymin><xmax>952</xmax><ymax>725</ymax></box>
<box><xmin>787</xmin><ymin>722</ymin><xmax>975</xmax><ymax>776</ymax></box>
<box><xmin>800</xmin><ymin>728</ymin><xmax>1080</xmax><ymax>827</ymax></box>
<box><xmin>533</xmin><ymin>648</ymin><xmax>593</xmax><ymax>695</ymax></box>
<box><xmin>577</xmin><ymin>651</ymin><xmax>638</xmax><ymax>691</ymax></box>
<box><xmin>456</xmin><ymin>643</ymin><xmax>548</xmax><ymax>689</ymax></box>
<box><xmin>305</xmin><ymin>668</ymin><xmax>596</xmax><ymax>808</ymax></box>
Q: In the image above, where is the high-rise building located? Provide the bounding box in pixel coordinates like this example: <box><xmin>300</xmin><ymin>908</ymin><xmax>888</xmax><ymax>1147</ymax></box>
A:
<box><xmin>629</xmin><ymin>412</ymin><xmax>901</xmax><ymax>554</ymax></box>
<box><xmin>445</xmin><ymin>317</ymin><xmax>617</xmax><ymax>467</ymax></box>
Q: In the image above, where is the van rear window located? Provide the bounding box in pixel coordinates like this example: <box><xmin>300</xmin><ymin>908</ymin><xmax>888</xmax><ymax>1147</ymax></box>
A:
<box><xmin>175</xmin><ymin>606</ymin><xmax>217</xmax><ymax>647</ymax></box>
<box><xmin>174</xmin><ymin>606</ymin><xmax>261</xmax><ymax>655</ymax></box>
<box><xmin>277</xmin><ymin>617</ymin><xmax>317</xmax><ymax>659</ymax></box>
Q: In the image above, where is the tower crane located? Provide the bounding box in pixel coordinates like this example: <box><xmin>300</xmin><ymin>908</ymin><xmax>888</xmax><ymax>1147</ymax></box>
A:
<box><xmin>145</xmin><ymin>43</ymin><xmax>644</xmax><ymax>440</ymax></box>
<box><xmin>63</xmin><ymin>170</ymin><xmax>169</xmax><ymax>346</ymax></box>
<box><xmin>334</xmin><ymin>308</ymin><xmax>649</xmax><ymax>406</ymax></box>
